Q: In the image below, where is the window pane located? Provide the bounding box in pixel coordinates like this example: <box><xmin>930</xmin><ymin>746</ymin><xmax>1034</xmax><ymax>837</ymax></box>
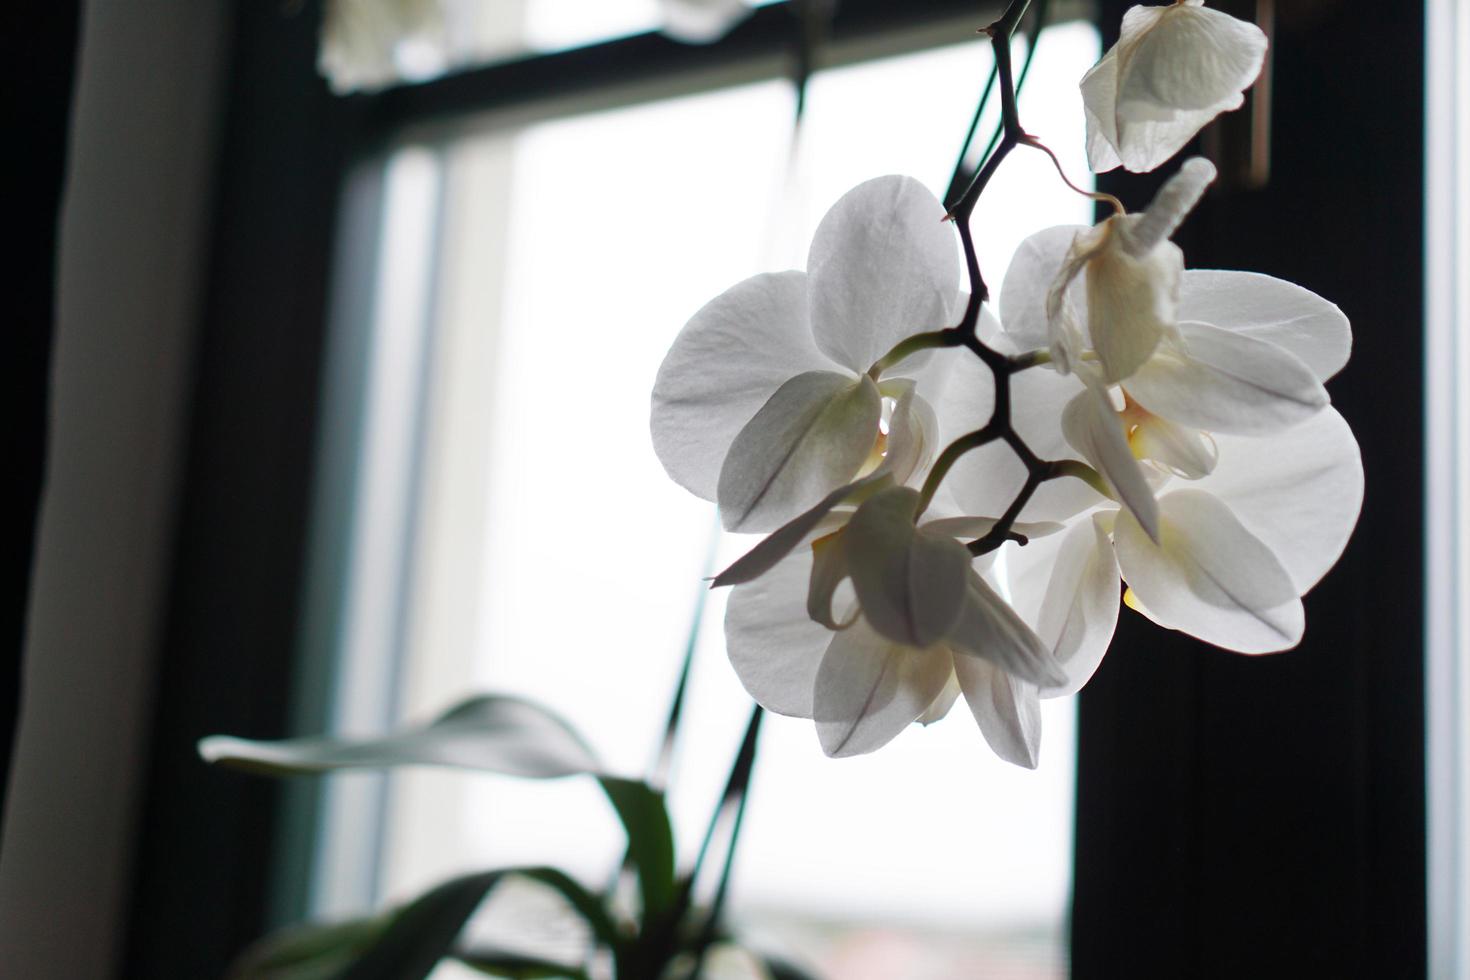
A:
<box><xmin>319</xmin><ymin>24</ymin><xmax>1100</xmax><ymax>978</ymax></box>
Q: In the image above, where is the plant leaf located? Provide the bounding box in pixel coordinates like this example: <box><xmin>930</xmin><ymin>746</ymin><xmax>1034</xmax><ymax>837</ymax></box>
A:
<box><xmin>453</xmin><ymin>947</ymin><xmax>591</xmax><ymax>979</ymax></box>
<box><xmin>599</xmin><ymin>777</ymin><xmax>677</xmax><ymax>926</ymax></box>
<box><xmin>225</xmin><ymin>916</ymin><xmax>384</xmax><ymax>979</ymax></box>
<box><xmin>337</xmin><ymin>866</ymin><xmax>618</xmax><ymax>980</ymax></box>
<box><xmin>199</xmin><ymin>694</ymin><xmax>602</xmax><ymax>780</ymax></box>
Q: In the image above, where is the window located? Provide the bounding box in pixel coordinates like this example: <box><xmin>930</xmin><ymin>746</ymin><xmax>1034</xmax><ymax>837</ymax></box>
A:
<box><xmin>307</xmin><ymin>17</ymin><xmax>1098</xmax><ymax>978</ymax></box>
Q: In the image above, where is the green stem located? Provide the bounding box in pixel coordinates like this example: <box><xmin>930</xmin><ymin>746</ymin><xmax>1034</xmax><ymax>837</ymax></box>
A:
<box><xmin>867</xmin><ymin>329</ymin><xmax>960</xmax><ymax>378</ymax></box>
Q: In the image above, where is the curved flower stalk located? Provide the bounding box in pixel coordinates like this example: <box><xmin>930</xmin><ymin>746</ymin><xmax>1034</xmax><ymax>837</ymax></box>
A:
<box><xmin>1082</xmin><ymin>0</ymin><xmax>1269</xmax><ymax>173</ymax></box>
<box><xmin>651</xmin><ymin>175</ymin><xmax>967</xmax><ymax>533</ymax></box>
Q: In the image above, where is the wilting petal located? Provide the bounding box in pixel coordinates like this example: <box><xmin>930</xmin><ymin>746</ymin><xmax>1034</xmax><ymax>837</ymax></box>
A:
<box><xmin>1008</xmin><ymin>515</ymin><xmax>1121</xmax><ymax>697</ymax></box>
<box><xmin>1180</xmin><ymin>270</ymin><xmax>1351</xmax><ymax>382</ymax></box>
<box><xmin>1085</xmin><ymin>218</ymin><xmax>1183</xmax><ymax>383</ymax></box>
<box><xmin>1001</xmin><ymin>225</ymin><xmax>1089</xmax><ymax>352</ymax></box>
<box><xmin>725</xmin><ymin>549</ymin><xmax>834</xmax><ymax>717</ymax></box>
<box><xmin>946</xmin><ymin>569</ymin><xmax>1065</xmax><ymax>686</ymax></box>
<box><xmin>1193</xmin><ymin>407</ymin><xmax>1362</xmax><ymax>593</ymax></box>
<box><xmin>1120</xmin><ymin>157</ymin><xmax>1216</xmax><ymax>256</ymax></box>
<box><xmin>1062</xmin><ymin>383</ymin><xmax>1160</xmax><ymax>540</ymax></box>
<box><xmin>652</xmin><ymin>271</ymin><xmax>838</xmax><ymax>500</ymax></box>
<box><xmin>813</xmin><ymin>619</ymin><xmax>954</xmax><ymax>758</ymax></box>
<box><xmin>1114</xmin><ymin>489</ymin><xmax>1303</xmax><ymax>653</ymax></box>
<box><xmin>1124</xmin><ymin>320</ymin><xmax>1328</xmax><ymax>435</ymax></box>
<box><xmin>844</xmin><ymin>487</ymin><xmax>970</xmax><ymax>648</ymax></box>
<box><xmin>807</xmin><ymin>176</ymin><xmax>960</xmax><ymax>374</ymax></box>
<box><xmin>717</xmin><ymin>370</ymin><xmax>881</xmax><ymax>532</ymax></box>
<box><xmin>954</xmin><ymin>655</ymin><xmax>1042</xmax><ymax>769</ymax></box>
<box><xmin>1045</xmin><ymin>226</ymin><xmax>1106</xmax><ymax>372</ymax></box>
<box><xmin>1085</xmin><ymin>1</ymin><xmax>1267</xmax><ymax>173</ymax></box>
<box><xmin>712</xmin><ymin>469</ymin><xmax>890</xmax><ymax>587</ymax></box>
<box><xmin>1080</xmin><ymin>25</ymin><xmax>1127</xmax><ymax>173</ymax></box>
<box><xmin>1117</xmin><ymin>2</ymin><xmax>1267</xmax><ymax>114</ymax></box>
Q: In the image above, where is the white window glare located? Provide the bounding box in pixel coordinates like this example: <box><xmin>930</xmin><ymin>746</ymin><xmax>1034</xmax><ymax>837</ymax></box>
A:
<box><xmin>322</xmin><ymin>24</ymin><xmax>1100</xmax><ymax>978</ymax></box>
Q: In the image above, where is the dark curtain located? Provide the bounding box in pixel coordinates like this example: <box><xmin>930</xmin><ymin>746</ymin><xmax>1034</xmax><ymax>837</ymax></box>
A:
<box><xmin>1073</xmin><ymin>1</ymin><xmax>1426</xmax><ymax>975</ymax></box>
<box><xmin>0</xmin><ymin>6</ymin><xmax>83</xmax><ymax>840</ymax></box>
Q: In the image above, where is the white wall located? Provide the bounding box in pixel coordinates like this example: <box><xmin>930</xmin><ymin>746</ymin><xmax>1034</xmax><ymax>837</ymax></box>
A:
<box><xmin>0</xmin><ymin>2</ymin><xmax>229</xmax><ymax>975</ymax></box>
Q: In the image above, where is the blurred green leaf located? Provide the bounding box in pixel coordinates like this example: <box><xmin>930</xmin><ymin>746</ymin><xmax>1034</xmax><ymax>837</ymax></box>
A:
<box><xmin>757</xmin><ymin>953</ymin><xmax>823</xmax><ymax>980</ymax></box>
<box><xmin>225</xmin><ymin>916</ymin><xmax>384</xmax><ymax>979</ymax></box>
<box><xmin>454</xmin><ymin>947</ymin><xmax>591</xmax><ymax>979</ymax></box>
<box><xmin>199</xmin><ymin>694</ymin><xmax>602</xmax><ymax>780</ymax></box>
<box><xmin>598</xmin><ymin>777</ymin><xmax>676</xmax><ymax>926</ymax></box>
<box><xmin>341</xmin><ymin>865</ymin><xmax>624</xmax><ymax>980</ymax></box>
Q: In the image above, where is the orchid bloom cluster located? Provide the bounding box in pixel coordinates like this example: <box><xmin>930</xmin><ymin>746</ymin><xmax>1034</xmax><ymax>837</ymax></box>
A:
<box><xmin>650</xmin><ymin>1</ymin><xmax>1362</xmax><ymax>768</ymax></box>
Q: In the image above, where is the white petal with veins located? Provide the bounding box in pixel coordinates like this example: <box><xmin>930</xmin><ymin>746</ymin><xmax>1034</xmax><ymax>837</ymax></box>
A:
<box><xmin>717</xmin><ymin>370</ymin><xmax>881</xmax><ymax>532</ymax></box>
<box><xmin>1114</xmin><ymin>489</ymin><xmax>1304</xmax><ymax>653</ymax></box>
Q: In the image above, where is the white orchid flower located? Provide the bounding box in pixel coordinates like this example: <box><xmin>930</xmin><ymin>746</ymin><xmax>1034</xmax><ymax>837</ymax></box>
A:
<box><xmin>974</xmin><ymin>253</ymin><xmax>1358</xmax><ymax>693</ymax></box>
<box><xmin>659</xmin><ymin>0</ymin><xmax>752</xmax><ymax>44</ymax></box>
<box><xmin>318</xmin><ymin>0</ymin><xmax>445</xmax><ymax>94</ymax></box>
<box><xmin>1044</xmin><ymin>157</ymin><xmax>1217</xmax><ymax>383</ymax></box>
<box><xmin>704</xmin><ymin>356</ymin><xmax>1067</xmax><ymax>766</ymax></box>
<box><xmin>651</xmin><ymin>175</ymin><xmax>965</xmax><ymax>533</ymax></box>
<box><xmin>719</xmin><ymin>486</ymin><xmax>1067</xmax><ymax>767</ymax></box>
<box><xmin>960</xmin><ymin>157</ymin><xmax>1335</xmax><ymax>544</ymax></box>
<box><xmin>1082</xmin><ymin>0</ymin><xmax>1269</xmax><ymax>174</ymax></box>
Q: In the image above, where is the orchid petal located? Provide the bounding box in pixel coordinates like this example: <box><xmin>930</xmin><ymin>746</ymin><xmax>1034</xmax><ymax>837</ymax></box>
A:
<box><xmin>881</xmin><ymin>381</ymin><xmax>939</xmax><ymax>487</ymax></box>
<box><xmin>717</xmin><ymin>370</ymin><xmax>881</xmax><ymax>532</ymax></box>
<box><xmin>1128</xmin><ymin>410</ymin><xmax>1218</xmax><ymax>479</ymax></box>
<box><xmin>946</xmin><ymin>568</ymin><xmax>1066</xmax><ymax>687</ymax></box>
<box><xmin>1084</xmin><ymin>1</ymin><xmax>1267</xmax><ymax>173</ymax></box>
<box><xmin>1085</xmin><ymin>218</ymin><xmax>1183</xmax><ymax>383</ymax></box>
<box><xmin>652</xmin><ymin>271</ymin><xmax>837</xmax><ymax>500</ymax></box>
<box><xmin>954</xmin><ymin>655</ymin><xmax>1042</xmax><ymax>769</ymax></box>
<box><xmin>1114</xmin><ymin>489</ymin><xmax>1304</xmax><ymax>653</ymax></box>
<box><xmin>844</xmin><ymin>487</ymin><xmax>970</xmax><ymax>648</ymax></box>
<box><xmin>1180</xmin><ymin>270</ymin><xmax>1351</xmax><ymax>382</ymax></box>
<box><xmin>807</xmin><ymin>528</ymin><xmax>859</xmax><ymax>630</ymax></box>
<box><xmin>807</xmin><ymin>176</ymin><xmax>959</xmax><ymax>374</ymax></box>
<box><xmin>1120</xmin><ymin>157</ymin><xmax>1215</xmax><ymax>256</ymax></box>
<box><xmin>1000</xmin><ymin>225</ymin><xmax>1090</xmax><ymax>352</ymax></box>
<box><xmin>1118</xmin><ymin>2</ymin><xmax>1268</xmax><ymax>116</ymax></box>
<box><xmin>916</xmin><ymin>671</ymin><xmax>963</xmax><ymax>725</ymax></box>
<box><xmin>1080</xmin><ymin>36</ymin><xmax>1126</xmax><ymax>173</ymax></box>
<box><xmin>725</xmin><ymin>550</ymin><xmax>834</xmax><ymax>718</ymax></box>
<box><xmin>711</xmin><ymin>469</ymin><xmax>889</xmax><ymax>588</ymax></box>
<box><xmin>1008</xmin><ymin>515</ymin><xmax>1121</xmax><ymax>697</ymax></box>
<box><xmin>1193</xmin><ymin>407</ymin><xmax>1362</xmax><ymax>593</ymax></box>
<box><xmin>1062</xmin><ymin>383</ymin><xmax>1160</xmax><ymax>541</ymax></box>
<box><xmin>1124</xmin><ymin>320</ymin><xmax>1328</xmax><ymax>435</ymax></box>
<box><xmin>813</xmin><ymin>620</ymin><xmax>954</xmax><ymax>758</ymax></box>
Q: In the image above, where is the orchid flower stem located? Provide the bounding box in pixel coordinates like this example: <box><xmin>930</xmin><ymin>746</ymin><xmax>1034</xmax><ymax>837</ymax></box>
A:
<box><xmin>918</xmin><ymin>0</ymin><xmax>1105</xmax><ymax>553</ymax></box>
<box><xmin>868</xmin><ymin>328</ymin><xmax>963</xmax><ymax>378</ymax></box>
<box><xmin>678</xmin><ymin>705</ymin><xmax>764</xmax><ymax>972</ymax></box>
